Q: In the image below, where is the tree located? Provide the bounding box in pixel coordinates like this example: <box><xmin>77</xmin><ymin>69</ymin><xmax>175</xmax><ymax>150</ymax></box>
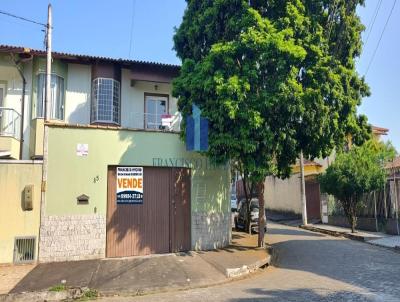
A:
<box><xmin>319</xmin><ymin>140</ymin><xmax>396</xmax><ymax>232</ymax></box>
<box><xmin>173</xmin><ymin>0</ymin><xmax>370</xmax><ymax>247</ymax></box>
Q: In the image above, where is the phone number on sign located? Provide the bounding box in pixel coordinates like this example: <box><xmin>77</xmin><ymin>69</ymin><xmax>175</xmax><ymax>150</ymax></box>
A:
<box><xmin>119</xmin><ymin>193</ymin><xmax>142</xmax><ymax>199</ymax></box>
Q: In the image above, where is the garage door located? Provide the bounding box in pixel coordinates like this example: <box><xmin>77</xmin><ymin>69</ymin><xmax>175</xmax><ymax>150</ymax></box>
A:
<box><xmin>106</xmin><ymin>166</ymin><xmax>191</xmax><ymax>257</ymax></box>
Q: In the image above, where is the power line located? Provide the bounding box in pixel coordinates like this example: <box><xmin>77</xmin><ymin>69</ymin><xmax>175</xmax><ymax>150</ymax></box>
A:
<box><xmin>364</xmin><ymin>0</ymin><xmax>383</xmax><ymax>47</ymax></box>
<box><xmin>365</xmin><ymin>0</ymin><xmax>397</xmax><ymax>76</ymax></box>
<box><xmin>128</xmin><ymin>0</ymin><xmax>136</xmax><ymax>58</ymax></box>
<box><xmin>0</xmin><ymin>9</ymin><xmax>47</xmax><ymax>27</ymax></box>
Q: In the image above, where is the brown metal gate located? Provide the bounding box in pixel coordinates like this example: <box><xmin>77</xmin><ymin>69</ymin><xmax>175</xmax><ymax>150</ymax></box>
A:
<box><xmin>106</xmin><ymin>166</ymin><xmax>191</xmax><ymax>257</ymax></box>
<box><xmin>305</xmin><ymin>180</ymin><xmax>321</xmax><ymax>220</ymax></box>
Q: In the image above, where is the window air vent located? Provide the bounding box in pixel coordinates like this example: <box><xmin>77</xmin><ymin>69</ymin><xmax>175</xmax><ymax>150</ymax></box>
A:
<box><xmin>14</xmin><ymin>237</ymin><xmax>36</xmax><ymax>263</ymax></box>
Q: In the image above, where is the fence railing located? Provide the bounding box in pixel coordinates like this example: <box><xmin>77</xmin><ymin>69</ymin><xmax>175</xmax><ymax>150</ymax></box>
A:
<box><xmin>327</xmin><ymin>180</ymin><xmax>400</xmax><ymax>220</ymax></box>
<box><xmin>127</xmin><ymin>112</ymin><xmax>182</xmax><ymax>132</ymax></box>
<box><xmin>0</xmin><ymin>107</ymin><xmax>21</xmax><ymax>140</ymax></box>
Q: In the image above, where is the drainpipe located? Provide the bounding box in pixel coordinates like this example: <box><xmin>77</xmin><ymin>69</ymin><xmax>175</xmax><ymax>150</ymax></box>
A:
<box><xmin>10</xmin><ymin>54</ymin><xmax>27</xmax><ymax>160</ymax></box>
<box><xmin>18</xmin><ymin>77</ymin><xmax>26</xmax><ymax>160</ymax></box>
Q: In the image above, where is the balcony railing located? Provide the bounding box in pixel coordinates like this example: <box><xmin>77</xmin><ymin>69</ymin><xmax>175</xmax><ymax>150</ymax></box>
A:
<box><xmin>127</xmin><ymin>112</ymin><xmax>182</xmax><ymax>132</ymax></box>
<box><xmin>0</xmin><ymin>107</ymin><xmax>21</xmax><ymax>140</ymax></box>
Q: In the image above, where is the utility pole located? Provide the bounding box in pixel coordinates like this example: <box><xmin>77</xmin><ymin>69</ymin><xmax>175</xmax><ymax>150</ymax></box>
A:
<box><xmin>39</xmin><ymin>4</ymin><xmax>52</xmax><ymax>260</ymax></box>
<box><xmin>394</xmin><ymin>167</ymin><xmax>399</xmax><ymax>236</ymax></box>
<box><xmin>300</xmin><ymin>150</ymin><xmax>308</xmax><ymax>225</ymax></box>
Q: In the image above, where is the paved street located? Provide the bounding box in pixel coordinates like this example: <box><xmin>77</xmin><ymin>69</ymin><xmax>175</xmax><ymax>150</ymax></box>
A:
<box><xmin>99</xmin><ymin>223</ymin><xmax>400</xmax><ymax>302</ymax></box>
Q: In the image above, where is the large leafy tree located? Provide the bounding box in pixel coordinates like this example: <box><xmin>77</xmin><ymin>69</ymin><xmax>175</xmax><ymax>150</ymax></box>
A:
<box><xmin>319</xmin><ymin>140</ymin><xmax>396</xmax><ymax>233</ymax></box>
<box><xmin>173</xmin><ymin>0</ymin><xmax>370</xmax><ymax>246</ymax></box>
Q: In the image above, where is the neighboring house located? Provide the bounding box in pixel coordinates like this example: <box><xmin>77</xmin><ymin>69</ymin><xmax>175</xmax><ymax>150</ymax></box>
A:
<box><xmin>0</xmin><ymin>45</ymin><xmax>230</xmax><ymax>264</ymax></box>
<box><xmin>264</xmin><ymin>159</ymin><xmax>324</xmax><ymax>220</ymax></box>
<box><xmin>263</xmin><ymin>126</ymin><xmax>389</xmax><ymax>221</ymax></box>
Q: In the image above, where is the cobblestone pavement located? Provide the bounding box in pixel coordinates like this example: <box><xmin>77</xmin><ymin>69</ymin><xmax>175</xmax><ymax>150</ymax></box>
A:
<box><xmin>369</xmin><ymin>235</ymin><xmax>400</xmax><ymax>248</ymax></box>
<box><xmin>98</xmin><ymin>223</ymin><xmax>400</xmax><ymax>302</ymax></box>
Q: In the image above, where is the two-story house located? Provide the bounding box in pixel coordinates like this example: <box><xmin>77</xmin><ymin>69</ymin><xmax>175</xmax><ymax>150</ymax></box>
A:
<box><xmin>0</xmin><ymin>45</ymin><xmax>230</xmax><ymax>264</ymax></box>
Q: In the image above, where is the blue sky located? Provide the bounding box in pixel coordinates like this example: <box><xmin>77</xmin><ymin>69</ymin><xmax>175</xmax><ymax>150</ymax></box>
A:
<box><xmin>0</xmin><ymin>0</ymin><xmax>398</xmax><ymax>150</ymax></box>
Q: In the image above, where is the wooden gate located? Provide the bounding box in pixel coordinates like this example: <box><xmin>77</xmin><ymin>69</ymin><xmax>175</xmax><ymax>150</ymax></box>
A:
<box><xmin>106</xmin><ymin>166</ymin><xmax>191</xmax><ymax>258</ymax></box>
<box><xmin>305</xmin><ymin>180</ymin><xmax>321</xmax><ymax>220</ymax></box>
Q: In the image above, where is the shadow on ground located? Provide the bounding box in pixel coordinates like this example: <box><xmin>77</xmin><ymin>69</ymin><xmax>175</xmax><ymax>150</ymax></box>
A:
<box><xmin>228</xmin><ymin>288</ymin><xmax>386</xmax><ymax>302</ymax></box>
<box><xmin>266</xmin><ymin>224</ymin><xmax>400</xmax><ymax>300</ymax></box>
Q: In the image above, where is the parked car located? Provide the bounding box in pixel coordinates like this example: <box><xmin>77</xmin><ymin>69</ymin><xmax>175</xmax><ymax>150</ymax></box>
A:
<box><xmin>231</xmin><ymin>193</ymin><xmax>239</xmax><ymax>228</ymax></box>
<box><xmin>234</xmin><ymin>198</ymin><xmax>267</xmax><ymax>233</ymax></box>
<box><xmin>231</xmin><ymin>193</ymin><xmax>238</xmax><ymax>212</ymax></box>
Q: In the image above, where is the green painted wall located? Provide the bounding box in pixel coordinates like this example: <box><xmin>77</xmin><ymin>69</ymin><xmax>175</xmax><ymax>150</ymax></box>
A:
<box><xmin>46</xmin><ymin>126</ymin><xmax>230</xmax><ymax>216</ymax></box>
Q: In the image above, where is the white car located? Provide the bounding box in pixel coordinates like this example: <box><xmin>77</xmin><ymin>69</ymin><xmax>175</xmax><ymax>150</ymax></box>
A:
<box><xmin>231</xmin><ymin>193</ymin><xmax>238</xmax><ymax>211</ymax></box>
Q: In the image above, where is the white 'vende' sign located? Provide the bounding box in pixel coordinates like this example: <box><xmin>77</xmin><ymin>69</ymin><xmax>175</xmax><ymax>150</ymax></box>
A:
<box><xmin>116</xmin><ymin>167</ymin><xmax>143</xmax><ymax>204</ymax></box>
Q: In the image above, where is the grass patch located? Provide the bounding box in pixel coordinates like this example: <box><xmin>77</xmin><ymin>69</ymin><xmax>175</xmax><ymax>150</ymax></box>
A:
<box><xmin>78</xmin><ymin>289</ymin><xmax>98</xmax><ymax>301</ymax></box>
<box><xmin>49</xmin><ymin>284</ymin><xmax>66</xmax><ymax>292</ymax></box>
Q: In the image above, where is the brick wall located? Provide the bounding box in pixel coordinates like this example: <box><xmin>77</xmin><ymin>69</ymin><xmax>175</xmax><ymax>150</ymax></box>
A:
<box><xmin>39</xmin><ymin>214</ymin><xmax>106</xmax><ymax>262</ymax></box>
<box><xmin>192</xmin><ymin>212</ymin><xmax>230</xmax><ymax>250</ymax></box>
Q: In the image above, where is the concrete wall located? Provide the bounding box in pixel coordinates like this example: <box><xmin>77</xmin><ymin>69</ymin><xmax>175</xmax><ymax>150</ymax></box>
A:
<box><xmin>65</xmin><ymin>63</ymin><xmax>91</xmax><ymax>124</ymax></box>
<box><xmin>0</xmin><ymin>161</ymin><xmax>42</xmax><ymax>264</ymax></box>
<box><xmin>264</xmin><ymin>174</ymin><xmax>302</xmax><ymax>215</ymax></box>
<box><xmin>120</xmin><ymin>69</ymin><xmax>178</xmax><ymax>129</ymax></box>
<box><xmin>62</xmin><ymin>66</ymin><xmax>178</xmax><ymax>127</ymax></box>
<box><xmin>39</xmin><ymin>126</ymin><xmax>230</xmax><ymax>262</ymax></box>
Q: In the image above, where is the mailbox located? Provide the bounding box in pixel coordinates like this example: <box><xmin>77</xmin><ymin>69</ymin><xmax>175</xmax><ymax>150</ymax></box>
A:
<box><xmin>23</xmin><ymin>185</ymin><xmax>34</xmax><ymax>210</ymax></box>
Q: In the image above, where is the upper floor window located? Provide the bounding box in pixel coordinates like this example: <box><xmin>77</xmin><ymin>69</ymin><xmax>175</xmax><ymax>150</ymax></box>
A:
<box><xmin>37</xmin><ymin>73</ymin><xmax>65</xmax><ymax>120</ymax></box>
<box><xmin>145</xmin><ymin>94</ymin><xmax>168</xmax><ymax>129</ymax></box>
<box><xmin>91</xmin><ymin>78</ymin><xmax>120</xmax><ymax>124</ymax></box>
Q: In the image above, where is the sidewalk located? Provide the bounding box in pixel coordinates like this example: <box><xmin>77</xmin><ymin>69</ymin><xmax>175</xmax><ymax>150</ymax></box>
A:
<box><xmin>300</xmin><ymin>223</ymin><xmax>400</xmax><ymax>250</ymax></box>
<box><xmin>0</xmin><ymin>264</ymin><xmax>36</xmax><ymax>295</ymax></box>
<box><xmin>0</xmin><ymin>231</ymin><xmax>271</xmax><ymax>300</ymax></box>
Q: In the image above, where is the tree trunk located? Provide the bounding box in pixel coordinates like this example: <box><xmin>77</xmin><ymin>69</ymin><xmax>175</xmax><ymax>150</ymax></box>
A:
<box><xmin>257</xmin><ymin>181</ymin><xmax>265</xmax><ymax>248</ymax></box>
<box><xmin>242</xmin><ymin>173</ymin><xmax>252</xmax><ymax>234</ymax></box>
<box><xmin>350</xmin><ymin>205</ymin><xmax>357</xmax><ymax>233</ymax></box>
<box><xmin>343</xmin><ymin>196</ymin><xmax>357</xmax><ymax>233</ymax></box>
<box><xmin>351</xmin><ymin>218</ymin><xmax>356</xmax><ymax>233</ymax></box>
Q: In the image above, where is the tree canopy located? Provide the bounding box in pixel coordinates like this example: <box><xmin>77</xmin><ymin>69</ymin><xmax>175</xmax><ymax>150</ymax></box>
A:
<box><xmin>173</xmin><ymin>0</ymin><xmax>371</xmax><ymax>180</ymax></box>
<box><xmin>319</xmin><ymin>139</ymin><xmax>396</xmax><ymax>232</ymax></box>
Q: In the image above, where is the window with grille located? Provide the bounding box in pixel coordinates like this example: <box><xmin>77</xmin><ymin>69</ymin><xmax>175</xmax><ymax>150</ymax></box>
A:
<box><xmin>91</xmin><ymin>78</ymin><xmax>120</xmax><ymax>124</ymax></box>
<box><xmin>14</xmin><ymin>237</ymin><xmax>35</xmax><ymax>263</ymax></box>
<box><xmin>36</xmin><ymin>73</ymin><xmax>65</xmax><ymax>120</ymax></box>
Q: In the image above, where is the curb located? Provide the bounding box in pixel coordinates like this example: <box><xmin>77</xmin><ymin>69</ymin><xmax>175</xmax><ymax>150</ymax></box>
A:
<box><xmin>225</xmin><ymin>247</ymin><xmax>272</xmax><ymax>278</ymax></box>
<box><xmin>300</xmin><ymin>225</ymin><xmax>400</xmax><ymax>253</ymax></box>
<box><xmin>0</xmin><ymin>287</ymin><xmax>94</xmax><ymax>302</ymax></box>
<box><xmin>300</xmin><ymin>224</ymin><xmax>371</xmax><ymax>242</ymax></box>
<box><xmin>299</xmin><ymin>225</ymin><xmax>344</xmax><ymax>238</ymax></box>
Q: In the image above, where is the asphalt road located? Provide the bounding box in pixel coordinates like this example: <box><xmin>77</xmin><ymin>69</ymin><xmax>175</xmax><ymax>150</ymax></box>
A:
<box><xmin>99</xmin><ymin>223</ymin><xmax>400</xmax><ymax>302</ymax></box>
